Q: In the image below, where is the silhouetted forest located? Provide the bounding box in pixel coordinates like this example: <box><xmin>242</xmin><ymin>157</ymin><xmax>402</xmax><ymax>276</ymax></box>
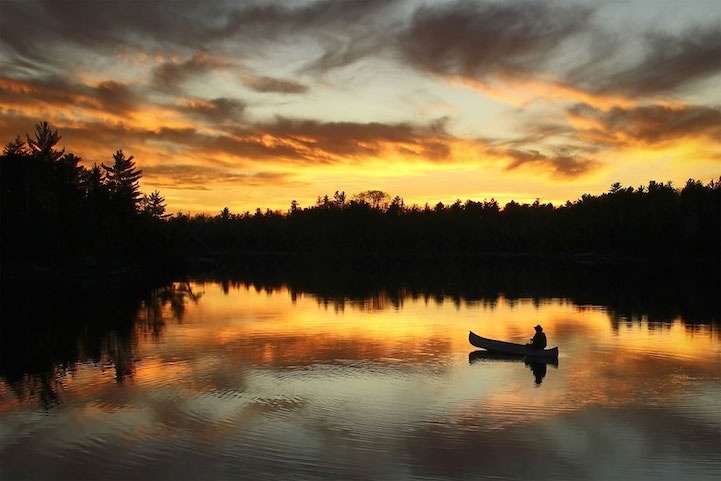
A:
<box><xmin>1</xmin><ymin>122</ymin><xmax>174</xmax><ymax>278</ymax></box>
<box><xmin>1</xmin><ymin>121</ymin><xmax>720</xmax><ymax>281</ymax></box>
<box><xmin>176</xmin><ymin>179</ymin><xmax>720</xmax><ymax>265</ymax></box>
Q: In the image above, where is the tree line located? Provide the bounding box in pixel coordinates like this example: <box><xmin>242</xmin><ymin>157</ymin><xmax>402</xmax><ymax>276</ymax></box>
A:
<box><xmin>1</xmin><ymin>122</ymin><xmax>171</xmax><ymax>276</ymax></box>
<box><xmin>173</xmin><ymin>180</ymin><xmax>720</xmax><ymax>263</ymax></box>
<box><xmin>1</xmin><ymin>122</ymin><xmax>719</xmax><ymax>278</ymax></box>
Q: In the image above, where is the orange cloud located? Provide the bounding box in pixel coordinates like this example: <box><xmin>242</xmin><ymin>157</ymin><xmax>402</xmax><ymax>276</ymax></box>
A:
<box><xmin>457</xmin><ymin>75</ymin><xmax>638</xmax><ymax>111</ymax></box>
<box><xmin>569</xmin><ymin>103</ymin><xmax>721</xmax><ymax>147</ymax></box>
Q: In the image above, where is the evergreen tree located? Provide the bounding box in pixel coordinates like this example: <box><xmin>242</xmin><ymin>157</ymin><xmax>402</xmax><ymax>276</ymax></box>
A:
<box><xmin>26</xmin><ymin>121</ymin><xmax>64</xmax><ymax>162</ymax></box>
<box><xmin>141</xmin><ymin>190</ymin><xmax>169</xmax><ymax>219</ymax></box>
<box><xmin>3</xmin><ymin>136</ymin><xmax>28</xmax><ymax>156</ymax></box>
<box><xmin>102</xmin><ymin>150</ymin><xmax>143</xmax><ymax>215</ymax></box>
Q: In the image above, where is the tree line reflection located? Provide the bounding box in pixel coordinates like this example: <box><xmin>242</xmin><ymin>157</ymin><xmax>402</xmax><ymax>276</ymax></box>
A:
<box><xmin>204</xmin><ymin>256</ymin><xmax>719</xmax><ymax>325</ymax></box>
<box><xmin>1</xmin><ymin>257</ymin><xmax>717</xmax><ymax>408</ymax></box>
<box><xmin>0</xmin><ymin>279</ymin><xmax>200</xmax><ymax>409</ymax></box>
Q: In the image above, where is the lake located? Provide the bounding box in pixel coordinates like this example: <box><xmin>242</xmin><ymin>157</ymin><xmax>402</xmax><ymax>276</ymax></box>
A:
<box><xmin>1</xmin><ymin>263</ymin><xmax>720</xmax><ymax>481</ymax></box>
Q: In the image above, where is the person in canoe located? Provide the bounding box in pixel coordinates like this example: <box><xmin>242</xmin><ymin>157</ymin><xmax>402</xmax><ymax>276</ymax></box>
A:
<box><xmin>527</xmin><ymin>324</ymin><xmax>547</xmax><ymax>350</ymax></box>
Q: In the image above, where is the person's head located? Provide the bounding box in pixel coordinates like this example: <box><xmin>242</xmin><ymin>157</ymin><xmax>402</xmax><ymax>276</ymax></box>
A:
<box><xmin>534</xmin><ymin>324</ymin><xmax>543</xmax><ymax>332</ymax></box>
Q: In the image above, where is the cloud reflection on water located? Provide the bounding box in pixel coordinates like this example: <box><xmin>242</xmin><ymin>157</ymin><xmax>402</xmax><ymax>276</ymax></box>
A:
<box><xmin>1</xmin><ymin>281</ymin><xmax>719</xmax><ymax>480</ymax></box>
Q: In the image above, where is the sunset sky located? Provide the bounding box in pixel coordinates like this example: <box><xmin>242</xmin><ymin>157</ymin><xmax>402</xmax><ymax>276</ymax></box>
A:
<box><xmin>1</xmin><ymin>0</ymin><xmax>720</xmax><ymax>214</ymax></box>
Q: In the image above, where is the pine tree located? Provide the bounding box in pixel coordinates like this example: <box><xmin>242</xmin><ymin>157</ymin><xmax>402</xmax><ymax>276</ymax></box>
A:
<box><xmin>3</xmin><ymin>136</ymin><xmax>28</xmax><ymax>156</ymax></box>
<box><xmin>101</xmin><ymin>150</ymin><xmax>143</xmax><ymax>215</ymax></box>
<box><xmin>26</xmin><ymin>121</ymin><xmax>64</xmax><ymax>162</ymax></box>
<box><xmin>141</xmin><ymin>190</ymin><xmax>169</xmax><ymax>219</ymax></box>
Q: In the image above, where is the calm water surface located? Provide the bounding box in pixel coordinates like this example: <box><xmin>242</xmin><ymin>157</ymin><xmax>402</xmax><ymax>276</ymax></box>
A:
<box><xmin>1</xmin><ymin>280</ymin><xmax>719</xmax><ymax>481</ymax></box>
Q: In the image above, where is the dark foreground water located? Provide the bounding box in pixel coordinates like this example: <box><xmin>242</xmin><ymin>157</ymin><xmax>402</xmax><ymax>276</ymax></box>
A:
<box><xmin>1</xmin><ymin>275</ymin><xmax>719</xmax><ymax>481</ymax></box>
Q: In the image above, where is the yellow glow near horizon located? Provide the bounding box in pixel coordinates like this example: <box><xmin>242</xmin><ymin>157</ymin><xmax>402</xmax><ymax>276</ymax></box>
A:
<box><xmin>2</xmin><ymin>282</ymin><xmax>718</xmax><ymax>414</ymax></box>
<box><xmin>3</xmin><ymin>70</ymin><xmax>719</xmax><ymax>216</ymax></box>
<box><xmin>2</xmin><ymin>96</ymin><xmax>718</xmax><ymax>218</ymax></box>
<box><xmin>164</xmin><ymin>284</ymin><xmax>624</xmax><ymax>355</ymax></box>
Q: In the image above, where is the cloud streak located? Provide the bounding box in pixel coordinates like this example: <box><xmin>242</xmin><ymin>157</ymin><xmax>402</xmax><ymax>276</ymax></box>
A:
<box><xmin>183</xmin><ymin>98</ymin><xmax>246</xmax><ymax>123</ymax></box>
<box><xmin>243</xmin><ymin>76</ymin><xmax>309</xmax><ymax>94</ymax></box>
<box><xmin>399</xmin><ymin>1</ymin><xmax>593</xmax><ymax>81</ymax></box>
<box><xmin>153</xmin><ymin>53</ymin><xmax>233</xmax><ymax>91</ymax></box>
<box><xmin>501</xmin><ymin>149</ymin><xmax>602</xmax><ymax>179</ymax></box>
<box><xmin>148</xmin><ymin>164</ymin><xmax>293</xmax><ymax>191</ymax></box>
<box><xmin>569</xmin><ymin>103</ymin><xmax>721</xmax><ymax>146</ymax></box>
<box><xmin>570</xmin><ymin>26</ymin><xmax>721</xmax><ymax>97</ymax></box>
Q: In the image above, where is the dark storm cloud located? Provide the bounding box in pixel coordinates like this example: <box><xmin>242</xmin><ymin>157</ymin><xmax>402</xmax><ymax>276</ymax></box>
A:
<box><xmin>570</xmin><ymin>103</ymin><xmax>721</xmax><ymax>145</ymax></box>
<box><xmin>399</xmin><ymin>1</ymin><xmax>593</xmax><ymax>80</ymax></box>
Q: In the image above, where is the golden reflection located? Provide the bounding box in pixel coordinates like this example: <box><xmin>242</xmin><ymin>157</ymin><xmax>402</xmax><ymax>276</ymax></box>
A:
<box><xmin>144</xmin><ymin>283</ymin><xmax>718</xmax><ymax>372</ymax></box>
<box><xmin>2</xmin><ymin>281</ymin><xmax>719</xmax><ymax>415</ymax></box>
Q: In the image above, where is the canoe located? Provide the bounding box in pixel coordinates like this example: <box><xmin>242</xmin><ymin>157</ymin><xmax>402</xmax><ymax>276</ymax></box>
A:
<box><xmin>469</xmin><ymin>349</ymin><xmax>526</xmax><ymax>363</ymax></box>
<box><xmin>469</xmin><ymin>350</ymin><xmax>559</xmax><ymax>366</ymax></box>
<box><xmin>469</xmin><ymin>331</ymin><xmax>559</xmax><ymax>359</ymax></box>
